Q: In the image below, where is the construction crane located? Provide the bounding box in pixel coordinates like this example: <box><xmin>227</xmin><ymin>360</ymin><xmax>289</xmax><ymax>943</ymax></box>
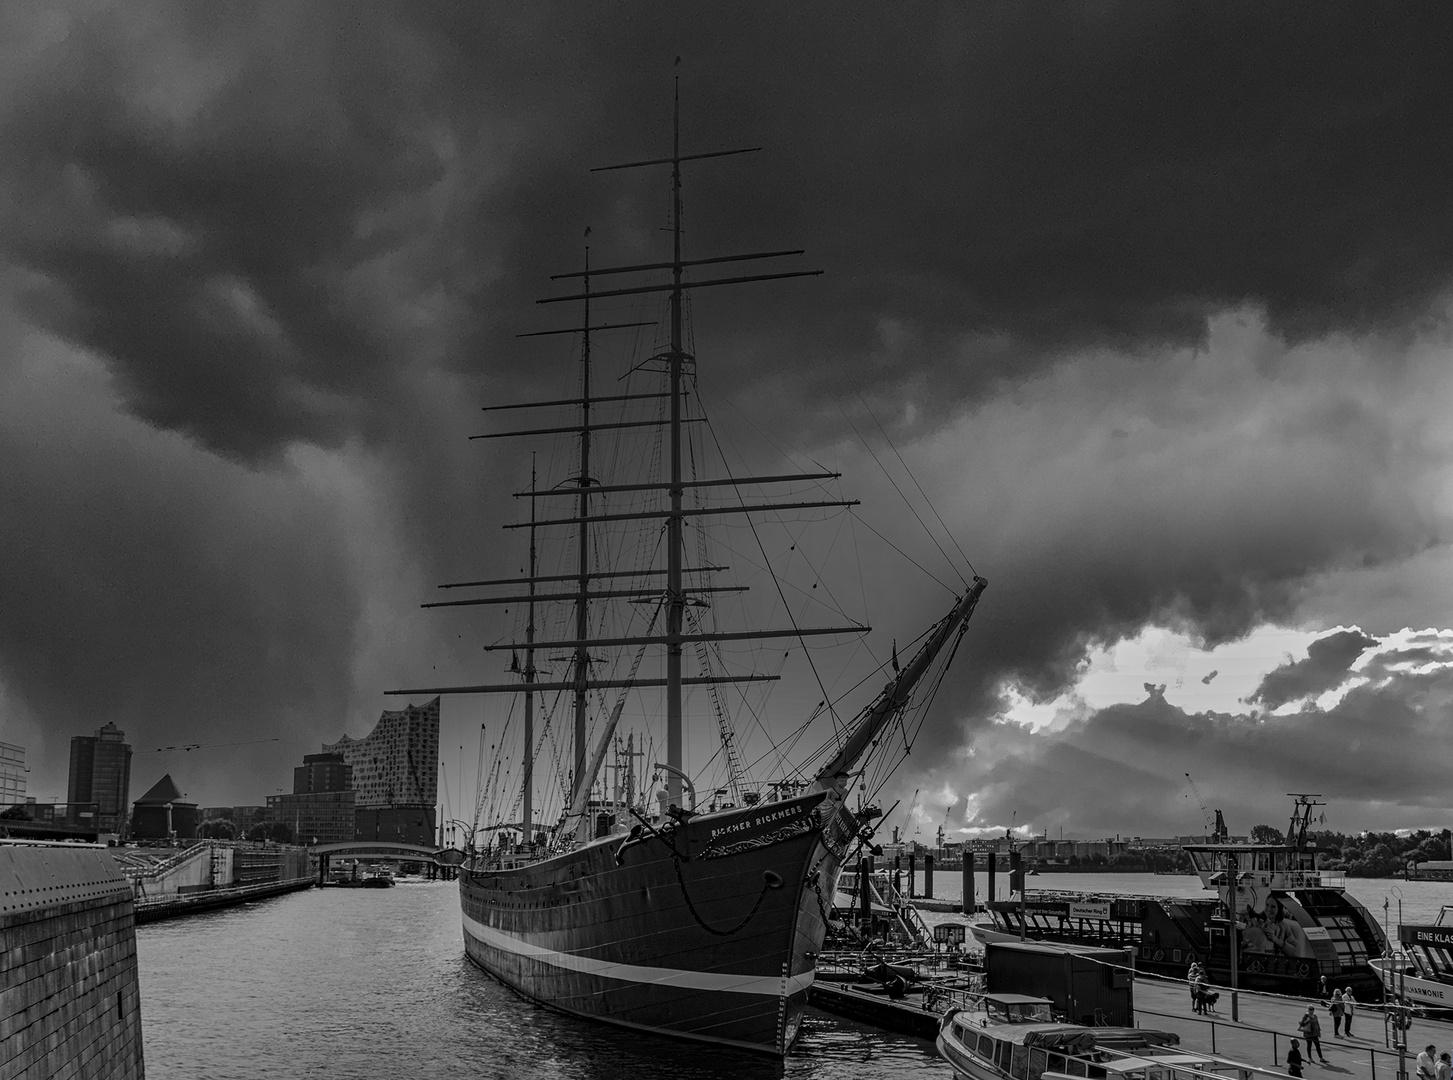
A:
<box><xmin>901</xmin><ymin>787</ymin><xmax>922</xmax><ymax>839</ymax></box>
<box><xmin>140</xmin><ymin>738</ymin><xmax>281</xmax><ymax>753</ymax></box>
<box><xmin>936</xmin><ymin>802</ymin><xmax>953</xmax><ymax>849</ymax></box>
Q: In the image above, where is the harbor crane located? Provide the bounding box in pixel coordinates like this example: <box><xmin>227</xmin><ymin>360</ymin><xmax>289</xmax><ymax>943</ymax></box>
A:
<box><xmin>1185</xmin><ymin>772</ymin><xmax>1214</xmax><ymax>831</ymax></box>
<box><xmin>1185</xmin><ymin>773</ymin><xmax>1228</xmax><ymax>841</ymax></box>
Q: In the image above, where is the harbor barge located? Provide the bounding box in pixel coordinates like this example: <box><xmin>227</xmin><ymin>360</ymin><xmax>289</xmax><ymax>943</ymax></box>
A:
<box><xmin>974</xmin><ymin>797</ymin><xmax>1386</xmax><ymax>999</ymax></box>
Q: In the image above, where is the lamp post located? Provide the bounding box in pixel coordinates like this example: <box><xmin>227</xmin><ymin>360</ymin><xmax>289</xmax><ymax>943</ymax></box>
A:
<box><xmin>1226</xmin><ymin>852</ymin><xmax>1239</xmax><ymax>1023</ymax></box>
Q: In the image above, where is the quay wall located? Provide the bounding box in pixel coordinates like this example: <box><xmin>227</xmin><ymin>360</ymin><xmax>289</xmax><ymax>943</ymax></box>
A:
<box><xmin>0</xmin><ymin>842</ymin><xmax>144</xmax><ymax>1080</ymax></box>
<box><xmin>123</xmin><ymin>842</ymin><xmax>314</xmax><ymax>923</ymax></box>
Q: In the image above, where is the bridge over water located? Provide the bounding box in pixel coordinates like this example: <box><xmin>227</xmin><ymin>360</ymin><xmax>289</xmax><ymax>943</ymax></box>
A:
<box><xmin>310</xmin><ymin>841</ymin><xmax>466</xmax><ymax>883</ymax></box>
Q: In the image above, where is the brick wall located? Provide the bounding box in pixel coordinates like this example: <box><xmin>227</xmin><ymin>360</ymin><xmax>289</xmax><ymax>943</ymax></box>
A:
<box><xmin>0</xmin><ymin>843</ymin><xmax>144</xmax><ymax>1080</ymax></box>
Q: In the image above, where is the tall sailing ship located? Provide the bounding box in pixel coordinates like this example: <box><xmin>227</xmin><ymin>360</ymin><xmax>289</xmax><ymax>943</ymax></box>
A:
<box><xmin>392</xmin><ymin>92</ymin><xmax>987</xmax><ymax>1056</ymax></box>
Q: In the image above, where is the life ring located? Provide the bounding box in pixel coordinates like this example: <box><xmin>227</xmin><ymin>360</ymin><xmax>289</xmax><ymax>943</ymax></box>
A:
<box><xmin>1297</xmin><ymin>962</ymin><xmax>1310</xmax><ymax>977</ymax></box>
<box><xmin>1392</xmin><ymin>1014</ymin><xmax>1411</xmax><ymax>1032</ymax></box>
<box><xmin>1153</xmin><ymin>949</ymin><xmax>1165</xmax><ymax>961</ymax></box>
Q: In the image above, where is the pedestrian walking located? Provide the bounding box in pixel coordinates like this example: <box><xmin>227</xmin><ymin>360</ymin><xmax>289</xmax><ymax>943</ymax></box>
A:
<box><xmin>1286</xmin><ymin>1039</ymin><xmax>1305</xmax><ymax>1078</ymax></box>
<box><xmin>1329</xmin><ymin>989</ymin><xmax>1344</xmax><ymax>1037</ymax></box>
<box><xmin>1341</xmin><ymin>987</ymin><xmax>1355</xmax><ymax>1037</ymax></box>
<box><xmin>1299</xmin><ymin>1005</ymin><xmax>1328</xmax><ymax>1064</ymax></box>
<box><xmin>1416</xmin><ymin>1045</ymin><xmax>1437</xmax><ymax>1080</ymax></box>
<box><xmin>1437</xmin><ymin>1052</ymin><xmax>1451</xmax><ymax>1080</ymax></box>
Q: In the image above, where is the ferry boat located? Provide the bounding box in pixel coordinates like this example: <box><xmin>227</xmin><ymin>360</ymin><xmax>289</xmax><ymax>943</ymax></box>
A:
<box><xmin>1370</xmin><ymin>905</ymin><xmax>1453</xmax><ymax>1011</ymax></box>
<box><xmin>937</xmin><ymin>993</ymin><xmax>1288</xmax><ymax>1080</ymax></box>
<box><xmin>973</xmin><ymin>796</ymin><xmax>1386</xmax><ymax>998</ymax></box>
<box><xmin>390</xmin><ymin>88</ymin><xmax>988</xmax><ymax>1057</ymax></box>
<box><xmin>936</xmin><ymin>993</ymin><xmax>1180</xmax><ymax>1080</ymax></box>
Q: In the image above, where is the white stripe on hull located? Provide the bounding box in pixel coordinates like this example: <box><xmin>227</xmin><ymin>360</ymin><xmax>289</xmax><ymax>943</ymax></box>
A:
<box><xmin>462</xmin><ymin>912</ymin><xmax>815</xmax><ymax>997</ymax></box>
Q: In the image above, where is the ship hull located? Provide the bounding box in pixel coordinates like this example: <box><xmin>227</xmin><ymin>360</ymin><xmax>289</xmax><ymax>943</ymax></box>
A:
<box><xmin>460</xmin><ymin>792</ymin><xmax>848</xmax><ymax>1055</ymax></box>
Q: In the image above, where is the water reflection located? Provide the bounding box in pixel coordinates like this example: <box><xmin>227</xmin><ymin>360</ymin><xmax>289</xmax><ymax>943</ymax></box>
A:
<box><xmin>136</xmin><ymin>880</ymin><xmax>951</xmax><ymax>1080</ymax></box>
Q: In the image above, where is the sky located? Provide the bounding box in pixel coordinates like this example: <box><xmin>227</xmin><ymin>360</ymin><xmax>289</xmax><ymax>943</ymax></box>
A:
<box><xmin>3</xmin><ymin>3</ymin><xmax>1453</xmax><ymax>840</ymax></box>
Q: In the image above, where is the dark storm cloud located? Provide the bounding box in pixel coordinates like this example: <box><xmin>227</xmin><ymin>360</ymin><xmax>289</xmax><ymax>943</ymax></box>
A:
<box><xmin>4</xmin><ymin>3</ymin><xmax>1453</xmax><ymax>806</ymax></box>
<box><xmin>1247</xmin><ymin>628</ymin><xmax>1382</xmax><ymax>710</ymax></box>
<box><xmin>938</xmin><ymin>648</ymin><xmax>1453</xmax><ymax>838</ymax></box>
<box><xmin>0</xmin><ymin>334</ymin><xmax>360</xmax><ymax>801</ymax></box>
<box><xmin>5</xmin><ymin>3</ymin><xmax>1453</xmax><ymax>463</ymax></box>
<box><xmin>872</xmin><ymin>321</ymin><xmax>1440</xmax><ymax>781</ymax></box>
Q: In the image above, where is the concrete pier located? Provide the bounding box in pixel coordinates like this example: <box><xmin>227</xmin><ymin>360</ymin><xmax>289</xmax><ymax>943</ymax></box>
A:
<box><xmin>0</xmin><ymin>842</ymin><xmax>145</xmax><ymax>1080</ymax></box>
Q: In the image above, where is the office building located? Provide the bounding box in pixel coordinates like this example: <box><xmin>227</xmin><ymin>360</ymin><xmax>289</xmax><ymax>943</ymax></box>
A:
<box><xmin>267</xmin><ymin>790</ymin><xmax>355</xmax><ymax>845</ymax></box>
<box><xmin>0</xmin><ymin>741</ymin><xmax>24</xmax><ymax>807</ymax></box>
<box><xmin>67</xmin><ymin>723</ymin><xmax>132</xmax><ymax>835</ymax></box>
<box><xmin>294</xmin><ymin>753</ymin><xmax>351</xmax><ymax>794</ymax></box>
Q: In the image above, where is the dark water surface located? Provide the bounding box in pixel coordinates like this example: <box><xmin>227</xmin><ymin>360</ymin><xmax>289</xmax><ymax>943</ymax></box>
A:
<box><xmin>136</xmin><ymin>879</ymin><xmax>952</xmax><ymax>1079</ymax></box>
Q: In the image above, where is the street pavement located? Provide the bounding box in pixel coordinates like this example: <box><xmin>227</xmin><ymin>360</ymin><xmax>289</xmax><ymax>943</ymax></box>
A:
<box><xmin>1133</xmin><ymin>976</ymin><xmax>1451</xmax><ymax>1080</ymax></box>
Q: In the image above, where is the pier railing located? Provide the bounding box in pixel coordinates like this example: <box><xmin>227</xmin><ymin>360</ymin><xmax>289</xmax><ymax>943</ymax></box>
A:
<box><xmin>1135</xmin><ymin>994</ymin><xmax>1442</xmax><ymax>1080</ymax></box>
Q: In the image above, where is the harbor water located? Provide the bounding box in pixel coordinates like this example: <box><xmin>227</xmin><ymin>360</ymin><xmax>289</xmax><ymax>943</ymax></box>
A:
<box><xmin>136</xmin><ymin>872</ymin><xmax>1442</xmax><ymax>1078</ymax></box>
<box><xmin>135</xmin><ymin>879</ymin><xmax>953</xmax><ymax>1080</ymax></box>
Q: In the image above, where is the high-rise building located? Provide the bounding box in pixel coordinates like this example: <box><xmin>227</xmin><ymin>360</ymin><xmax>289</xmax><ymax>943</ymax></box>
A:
<box><xmin>0</xmin><ymin>741</ymin><xmax>25</xmax><ymax>807</ymax></box>
<box><xmin>67</xmin><ymin>723</ymin><xmax>132</xmax><ymax>835</ymax></box>
<box><xmin>323</xmin><ymin>697</ymin><xmax>439</xmax><ymax>846</ymax></box>
<box><xmin>293</xmin><ymin>753</ymin><xmax>351</xmax><ymax>794</ymax></box>
<box><xmin>267</xmin><ymin>790</ymin><xmax>355</xmax><ymax>845</ymax></box>
<box><xmin>266</xmin><ymin>752</ymin><xmax>357</xmax><ymax>845</ymax></box>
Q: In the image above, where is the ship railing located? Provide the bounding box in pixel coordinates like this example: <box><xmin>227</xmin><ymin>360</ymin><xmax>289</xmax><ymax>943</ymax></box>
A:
<box><xmin>865</xmin><ymin>871</ymin><xmax>935</xmax><ymax>947</ymax></box>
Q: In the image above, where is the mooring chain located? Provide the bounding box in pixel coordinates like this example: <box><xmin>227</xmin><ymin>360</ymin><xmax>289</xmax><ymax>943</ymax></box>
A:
<box><xmin>622</xmin><ymin>805</ymin><xmax>775</xmax><ymax>937</ymax></box>
<box><xmin>809</xmin><ymin>871</ymin><xmax>832</xmax><ymax>926</ymax></box>
<box><xmin>670</xmin><ymin>851</ymin><xmax>776</xmax><ymax>937</ymax></box>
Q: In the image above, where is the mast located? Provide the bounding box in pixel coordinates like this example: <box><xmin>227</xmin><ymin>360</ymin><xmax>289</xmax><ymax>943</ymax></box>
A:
<box><xmin>522</xmin><ymin>455</ymin><xmax>537</xmax><ymax>844</ymax></box>
<box><xmin>666</xmin><ymin>81</ymin><xmax>685</xmax><ymax>809</ymax></box>
<box><xmin>575</xmin><ymin>247</ymin><xmax>593</xmax><ymax>837</ymax></box>
<box><xmin>389</xmin><ymin>90</ymin><xmax>847</xmax><ymax>841</ymax></box>
<box><xmin>812</xmin><ymin>576</ymin><xmax>988</xmax><ymax>791</ymax></box>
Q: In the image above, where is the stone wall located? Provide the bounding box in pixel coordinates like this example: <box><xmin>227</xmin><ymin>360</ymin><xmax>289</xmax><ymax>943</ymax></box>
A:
<box><xmin>0</xmin><ymin>842</ymin><xmax>144</xmax><ymax>1080</ymax></box>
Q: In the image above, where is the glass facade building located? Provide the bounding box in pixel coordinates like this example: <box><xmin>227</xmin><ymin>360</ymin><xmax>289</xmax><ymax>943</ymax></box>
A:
<box><xmin>323</xmin><ymin>697</ymin><xmax>439</xmax><ymax>846</ymax></box>
<box><xmin>0</xmin><ymin>741</ymin><xmax>24</xmax><ymax>807</ymax></box>
<box><xmin>67</xmin><ymin>723</ymin><xmax>132</xmax><ymax>835</ymax></box>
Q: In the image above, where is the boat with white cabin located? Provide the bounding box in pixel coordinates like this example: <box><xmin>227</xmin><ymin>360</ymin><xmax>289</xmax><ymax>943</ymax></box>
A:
<box><xmin>1371</xmin><ymin>905</ymin><xmax>1453</xmax><ymax>1011</ymax></box>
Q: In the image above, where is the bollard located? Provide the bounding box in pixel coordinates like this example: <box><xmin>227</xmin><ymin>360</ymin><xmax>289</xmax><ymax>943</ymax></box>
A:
<box><xmin>962</xmin><ymin>851</ymin><xmax>974</xmax><ymax>914</ymax></box>
<box><xmin>925</xmin><ymin>854</ymin><xmax>935</xmax><ymax>899</ymax></box>
<box><xmin>987</xmin><ymin>852</ymin><xmax>997</xmax><ymax>903</ymax></box>
<box><xmin>908</xmin><ymin>852</ymin><xmax>916</xmax><ymax>899</ymax></box>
